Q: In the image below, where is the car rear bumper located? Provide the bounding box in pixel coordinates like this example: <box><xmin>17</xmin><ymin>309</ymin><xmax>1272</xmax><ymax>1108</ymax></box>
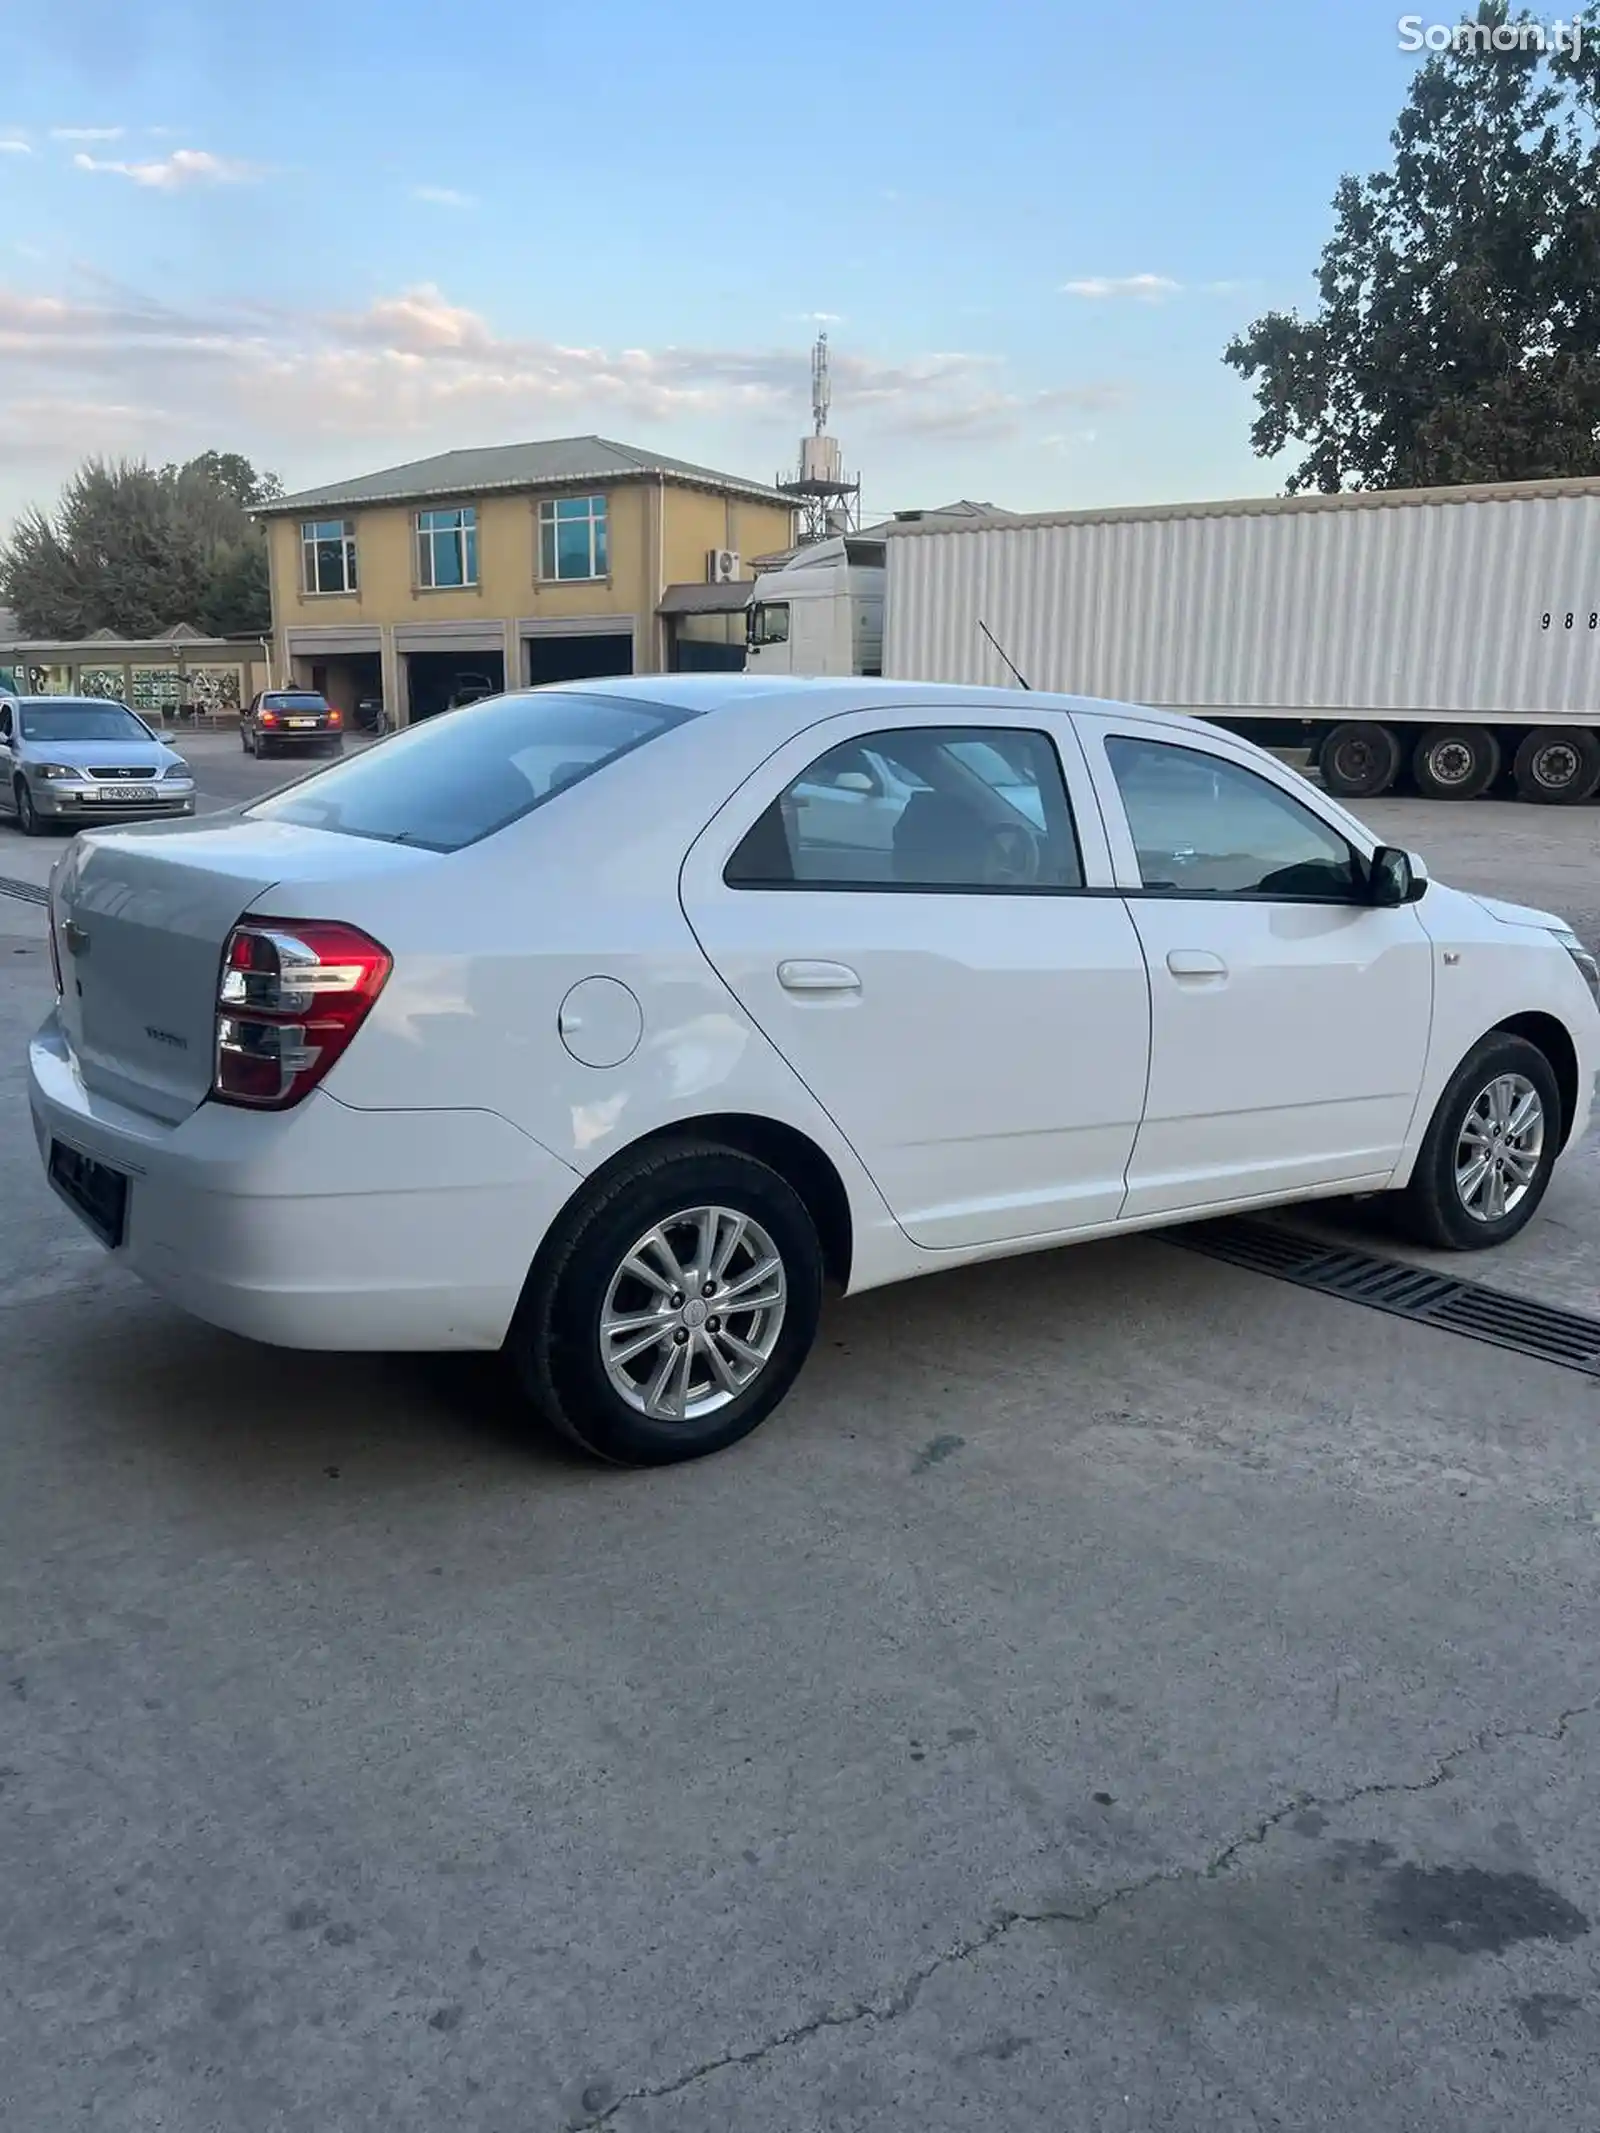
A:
<box><xmin>29</xmin><ymin>1012</ymin><xmax>581</xmax><ymax>1351</ymax></box>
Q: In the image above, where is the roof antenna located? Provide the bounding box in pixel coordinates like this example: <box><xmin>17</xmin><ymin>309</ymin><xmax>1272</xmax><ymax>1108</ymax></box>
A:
<box><xmin>977</xmin><ymin>617</ymin><xmax>1030</xmax><ymax>690</ymax></box>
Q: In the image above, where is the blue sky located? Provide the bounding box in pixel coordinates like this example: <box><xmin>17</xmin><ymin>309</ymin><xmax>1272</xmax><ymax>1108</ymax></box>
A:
<box><xmin>0</xmin><ymin>0</ymin><xmax>1440</xmax><ymax>524</ymax></box>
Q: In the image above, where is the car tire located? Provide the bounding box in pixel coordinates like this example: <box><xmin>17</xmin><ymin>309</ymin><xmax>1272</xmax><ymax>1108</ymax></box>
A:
<box><xmin>14</xmin><ymin>778</ymin><xmax>41</xmax><ymax>836</ymax></box>
<box><xmin>508</xmin><ymin>1141</ymin><xmax>825</xmax><ymax>1466</ymax></box>
<box><xmin>1318</xmin><ymin>722</ymin><xmax>1401</xmax><ymax>799</ymax></box>
<box><xmin>1412</xmin><ymin>725</ymin><xmax>1501</xmax><ymax>801</ymax></box>
<box><xmin>1392</xmin><ymin>1032</ymin><xmax>1562</xmax><ymax>1250</ymax></box>
<box><xmin>1511</xmin><ymin>726</ymin><xmax>1600</xmax><ymax>804</ymax></box>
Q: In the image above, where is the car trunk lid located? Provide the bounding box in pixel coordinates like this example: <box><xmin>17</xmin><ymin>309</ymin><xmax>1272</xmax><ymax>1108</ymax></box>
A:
<box><xmin>50</xmin><ymin>817</ymin><xmax>434</xmax><ymax>1123</ymax></box>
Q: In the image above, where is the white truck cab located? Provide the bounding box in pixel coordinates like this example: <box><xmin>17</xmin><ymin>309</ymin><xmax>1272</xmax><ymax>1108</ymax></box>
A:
<box><xmin>744</xmin><ymin>536</ymin><xmax>886</xmax><ymax>678</ymax></box>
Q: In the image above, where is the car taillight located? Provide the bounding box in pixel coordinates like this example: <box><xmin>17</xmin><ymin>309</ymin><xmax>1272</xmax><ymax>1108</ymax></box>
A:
<box><xmin>259</xmin><ymin>710</ymin><xmax>279</xmax><ymax>727</ymax></box>
<box><xmin>212</xmin><ymin>919</ymin><xmax>391</xmax><ymax>1109</ymax></box>
<box><xmin>327</xmin><ymin>708</ymin><xmax>343</xmax><ymax>727</ymax></box>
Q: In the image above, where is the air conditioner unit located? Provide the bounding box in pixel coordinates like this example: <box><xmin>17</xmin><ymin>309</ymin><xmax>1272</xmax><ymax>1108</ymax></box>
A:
<box><xmin>707</xmin><ymin>548</ymin><xmax>740</xmax><ymax>584</ymax></box>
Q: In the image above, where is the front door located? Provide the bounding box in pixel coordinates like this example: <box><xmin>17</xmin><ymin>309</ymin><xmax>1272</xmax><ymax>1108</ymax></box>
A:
<box><xmin>680</xmin><ymin>712</ymin><xmax>1152</xmax><ymax>1252</ymax></box>
<box><xmin>1077</xmin><ymin>716</ymin><xmax>1434</xmax><ymax>1219</ymax></box>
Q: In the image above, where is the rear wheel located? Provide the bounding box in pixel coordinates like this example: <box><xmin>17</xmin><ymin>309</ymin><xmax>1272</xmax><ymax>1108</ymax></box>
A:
<box><xmin>1512</xmin><ymin>726</ymin><xmax>1600</xmax><ymax>804</ymax></box>
<box><xmin>1318</xmin><ymin>722</ymin><xmax>1401</xmax><ymax>799</ymax></box>
<box><xmin>14</xmin><ymin>778</ymin><xmax>41</xmax><ymax>836</ymax></box>
<box><xmin>1393</xmin><ymin>1033</ymin><xmax>1561</xmax><ymax>1250</ymax></box>
<box><xmin>508</xmin><ymin>1143</ymin><xmax>824</xmax><ymax>1466</ymax></box>
<box><xmin>1412</xmin><ymin>725</ymin><xmax>1500</xmax><ymax>801</ymax></box>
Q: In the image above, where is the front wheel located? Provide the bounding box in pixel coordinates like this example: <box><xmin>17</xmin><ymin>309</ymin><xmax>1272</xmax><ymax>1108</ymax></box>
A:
<box><xmin>15</xmin><ymin>778</ymin><xmax>42</xmax><ymax>836</ymax></box>
<box><xmin>509</xmin><ymin>1143</ymin><xmax>824</xmax><ymax>1465</ymax></box>
<box><xmin>1393</xmin><ymin>1033</ymin><xmax>1562</xmax><ymax>1250</ymax></box>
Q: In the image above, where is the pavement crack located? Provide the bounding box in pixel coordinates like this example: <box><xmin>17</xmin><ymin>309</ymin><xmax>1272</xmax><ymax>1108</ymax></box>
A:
<box><xmin>1201</xmin><ymin>1698</ymin><xmax>1600</xmax><ymax>1882</ymax></box>
<box><xmin>577</xmin><ymin>1698</ymin><xmax>1599</xmax><ymax>2126</ymax></box>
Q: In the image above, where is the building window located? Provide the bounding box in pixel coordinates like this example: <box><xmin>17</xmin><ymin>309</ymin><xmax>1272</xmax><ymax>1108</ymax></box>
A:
<box><xmin>538</xmin><ymin>494</ymin><xmax>609</xmax><ymax>581</ymax></box>
<box><xmin>416</xmin><ymin>505</ymin><xmax>479</xmax><ymax>589</ymax></box>
<box><xmin>301</xmin><ymin>519</ymin><xmax>358</xmax><ymax>596</ymax></box>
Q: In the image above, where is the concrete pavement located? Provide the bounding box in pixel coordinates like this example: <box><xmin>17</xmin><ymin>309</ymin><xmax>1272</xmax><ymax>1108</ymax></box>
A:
<box><xmin>2</xmin><ymin>784</ymin><xmax>1598</xmax><ymax>2132</ymax></box>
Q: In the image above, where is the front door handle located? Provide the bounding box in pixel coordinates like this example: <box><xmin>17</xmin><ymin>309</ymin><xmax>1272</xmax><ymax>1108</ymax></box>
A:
<box><xmin>778</xmin><ymin>959</ymin><xmax>861</xmax><ymax>995</ymax></box>
<box><xmin>1166</xmin><ymin>949</ymin><xmax>1227</xmax><ymax>978</ymax></box>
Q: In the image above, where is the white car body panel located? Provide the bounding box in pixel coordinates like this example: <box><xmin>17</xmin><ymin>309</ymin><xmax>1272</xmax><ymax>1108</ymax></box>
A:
<box><xmin>1073</xmin><ymin>711</ymin><xmax>1436</xmax><ymax>1214</ymax></box>
<box><xmin>26</xmin><ymin>675</ymin><xmax>1599</xmax><ymax>1353</ymax></box>
<box><xmin>679</xmin><ymin>704</ymin><xmax>1148</xmax><ymax>1248</ymax></box>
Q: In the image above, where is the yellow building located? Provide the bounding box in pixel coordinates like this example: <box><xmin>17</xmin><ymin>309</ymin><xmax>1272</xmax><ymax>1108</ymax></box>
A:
<box><xmin>258</xmin><ymin>436</ymin><xmax>797</xmax><ymax>724</ymax></box>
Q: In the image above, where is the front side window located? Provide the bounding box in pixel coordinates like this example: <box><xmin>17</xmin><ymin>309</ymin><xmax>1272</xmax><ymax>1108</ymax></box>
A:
<box><xmin>248</xmin><ymin>689</ymin><xmax>694</xmax><ymax>853</ymax></box>
<box><xmin>538</xmin><ymin>494</ymin><xmax>608</xmax><ymax>581</ymax></box>
<box><xmin>416</xmin><ymin>505</ymin><xmax>478</xmax><ymax>589</ymax></box>
<box><xmin>749</xmin><ymin>601</ymin><xmax>790</xmax><ymax>647</ymax></box>
<box><xmin>1107</xmin><ymin>736</ymin><xmax>1359</xmax><ymax>899</ymax></box>
<box><xmin>301</xmin><ymin>518</ymin><xmax>358</xmax><ymax>596</ymax></box>
<box><xmin>726</xmin><ymin>726</ymin><xmax>1082</xmax><ymax>891</ymax></box>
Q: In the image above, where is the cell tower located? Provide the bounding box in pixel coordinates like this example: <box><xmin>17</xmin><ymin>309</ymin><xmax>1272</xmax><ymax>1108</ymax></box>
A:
<box><xmin>776</xmin><ymin>330</ymin><xmax>861</xmax><ymax>544</ymax></box>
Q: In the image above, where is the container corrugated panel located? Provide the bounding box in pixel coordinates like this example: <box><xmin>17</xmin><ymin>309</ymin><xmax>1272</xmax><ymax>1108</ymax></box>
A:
<box><xmin>884</xmin><ymin>489</ymin><xmax>1600</xmax><ymax>720</ymax></box>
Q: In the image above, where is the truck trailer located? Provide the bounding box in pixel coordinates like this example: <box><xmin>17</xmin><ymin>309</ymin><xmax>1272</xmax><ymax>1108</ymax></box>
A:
<box><xmin>880</xmin><ymin>476</ymin><xmax>1600</xmax><ymax>804</ymax></box>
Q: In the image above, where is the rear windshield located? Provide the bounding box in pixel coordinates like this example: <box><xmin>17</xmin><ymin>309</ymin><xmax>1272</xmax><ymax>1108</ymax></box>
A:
<box><xmin>19</xmin><ymin>701</ymin><xmax>152</xmax><ymax>743</ymax></box>
<box><xmin>247</xmin><ymin>689</ymin><xmax>696</xmax><ymax>852</ymax></box>
<box><xmin>262</xmin><ymin>692</ymin><xmax>329</xmax><ymax>709</ymax></box>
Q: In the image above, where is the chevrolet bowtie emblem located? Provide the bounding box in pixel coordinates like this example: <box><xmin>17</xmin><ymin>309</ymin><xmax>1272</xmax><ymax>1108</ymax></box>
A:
<box><xmin>63</xmin><ymin>921</ymin><xmax>90</xmax><ymax>956</ymax></box>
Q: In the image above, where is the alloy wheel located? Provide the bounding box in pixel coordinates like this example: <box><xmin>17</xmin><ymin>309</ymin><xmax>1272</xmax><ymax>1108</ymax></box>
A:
<box><xmin>598</xmin><ymin>1205</ymin><xmax>787</xmax><ymax>1422</ymax></box>
<box><xmin>1454</xmin><ymin>1072</ymin><xmax>1545</xmax><ymax>1223</ymax></box>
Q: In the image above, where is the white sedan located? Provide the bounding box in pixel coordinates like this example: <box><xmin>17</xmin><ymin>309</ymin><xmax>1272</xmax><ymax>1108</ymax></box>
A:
<box><xmin>29</xmin><ymin>677</ymin><xmax>1600</xmax><ymax>1465</ymax></box>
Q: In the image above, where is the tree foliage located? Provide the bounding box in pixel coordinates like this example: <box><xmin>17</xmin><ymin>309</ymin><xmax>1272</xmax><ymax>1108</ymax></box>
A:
<box><xmin>1224</xmin><ymin>3</ymin><xmax>1600</xmax><ymax>491</ymax></box>
<box><xmin>0</xmin><ymin>452</ymin><xmax>280</xmax><ymax>638</ymax></box>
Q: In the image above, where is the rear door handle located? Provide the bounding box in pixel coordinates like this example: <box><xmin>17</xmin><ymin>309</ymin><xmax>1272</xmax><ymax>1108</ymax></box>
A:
<box><xmin>778</xmin><ymin>959</ymin><xmax>861</xmax><ymax>995</ymax></box>
<box><xmin>1166</xmin><ymin>949</ymin><xmax>1227</xmax><ymax>978</ymax></box>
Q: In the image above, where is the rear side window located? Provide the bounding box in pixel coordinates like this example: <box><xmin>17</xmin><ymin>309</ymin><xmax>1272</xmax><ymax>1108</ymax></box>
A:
<box><xmin>248</xmin><ymin>689</ymin><xmax>694</xmax><ymax>852</ymax></box>
<box><xmin>725</xmin><ymin>726</ymin><xmax>1082</xmax><ymax>891</ymax></box>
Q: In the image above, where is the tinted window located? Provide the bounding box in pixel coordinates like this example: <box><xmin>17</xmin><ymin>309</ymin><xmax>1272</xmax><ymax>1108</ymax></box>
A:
<box><xmin>249</xmin><ymin>689</ymin><xmax>693</xmax><ymax>852</ymax></box>
<box><xmin>1107</xmin><ymin>736</ymin><xmax>1359</xmax><ymax>898</ymax></box>
<box><xmin>726</xmin><ymin>727</ymin><xmax>1082</xmax><ymax>891</ymax></box>
<box><xmin>18</xmin><ymin>701</ymin><xmax>152</xmax><ymax>743</ymax></box>
<box><xmin>263</xmin><ymin>692</ymin><xmax>330</xmax><ymax>710</ymax></box>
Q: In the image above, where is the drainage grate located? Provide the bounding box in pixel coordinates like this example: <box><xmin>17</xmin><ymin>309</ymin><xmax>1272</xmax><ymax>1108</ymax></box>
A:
<box><xmin>1169</xmin><ymin>1217</ymin><xmax>1600</xmax><ymax>1377</ymax></box>
<box><xmin>0</xmin><ymin>876</ymin><xmax>48</xmax><ymax>906</ymax></box>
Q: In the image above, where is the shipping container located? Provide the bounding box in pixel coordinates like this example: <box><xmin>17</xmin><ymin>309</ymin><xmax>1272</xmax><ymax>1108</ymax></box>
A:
<box><xmin>883</xmin><ymin>477</ymin><xmax>1600</xmax><ymax>802</ymax></box>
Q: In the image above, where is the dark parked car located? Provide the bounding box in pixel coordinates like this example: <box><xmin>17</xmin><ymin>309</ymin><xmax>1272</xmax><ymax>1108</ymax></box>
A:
<box><xmin>241</xmin><ymin>689</ymin><xmax>344</xmax><ymax>759</ymax></box>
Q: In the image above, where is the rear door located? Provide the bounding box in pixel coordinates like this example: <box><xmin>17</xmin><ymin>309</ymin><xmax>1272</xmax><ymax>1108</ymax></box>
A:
<box><xmin>1075</xmin><ymin>714</ymin><xmax>1434</xmax><ymax>1217</ymax></box>
<box><xmin>680</xmin><ymin>708</ymin><xmax>1152</xmax><ymax>1252</ymax></box>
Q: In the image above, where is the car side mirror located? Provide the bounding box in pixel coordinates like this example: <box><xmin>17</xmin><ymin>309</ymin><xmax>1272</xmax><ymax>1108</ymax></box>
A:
<box><xmin>1369</xmin><ymin>844</ymin><xmax>1426</xmax><ymax>906</ymax></box>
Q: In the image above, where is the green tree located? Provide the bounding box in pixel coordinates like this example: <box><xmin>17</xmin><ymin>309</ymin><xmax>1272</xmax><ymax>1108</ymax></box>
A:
<box><xmin>198</xmin><ymin>539</ymin><xmax>272</xmax><ymax>636</ymax></box>
<box><xmin>1224</xmin><ymin>3</ymin><xmax>1600</xmax><ymax>492</ymax></box>
<box><xmin>1</xmin><ymin>451</ymin><xmax>282</xmax><ymax>638</ymax></box>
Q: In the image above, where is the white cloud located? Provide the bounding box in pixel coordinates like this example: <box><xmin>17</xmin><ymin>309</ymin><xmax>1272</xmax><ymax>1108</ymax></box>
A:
<box><xmin>1062</xmin><ymin>273</ymin><xmax>1181</xmax><ymax>301</ymax></box>
<box><xmin>51</xmin><ymin>126</ymin><xmax>125</xmax><ymax>141</ymax></box>
<box><xmin>0</xmin><ymin>276</ymin><xmax>1131</xmax><ymax>505</ymax></box>
<box><xmin>798</xmin><ymin>311</ymin><xmax>843</xmax><ymax>323</ymax></box>
<box><xmin>73</xmin><ymin>147</ymin><xmax>257</xmax><ymax>190</ymax></box>
<box><xmin>0</xmin><ymin>139</ymin><xmax>32</xmax><ymax>156</ymax></box>
<box><xmin>411</xmin><ymin>184</ymin><xmax>476</xmax><ymax>208</ymax></box>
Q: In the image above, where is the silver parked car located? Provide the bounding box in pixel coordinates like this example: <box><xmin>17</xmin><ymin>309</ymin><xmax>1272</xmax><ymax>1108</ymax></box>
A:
<box><xmin>0</xmin><ymin>696</ymin><xmax>197</xmax><ymax>835</ymax></box>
